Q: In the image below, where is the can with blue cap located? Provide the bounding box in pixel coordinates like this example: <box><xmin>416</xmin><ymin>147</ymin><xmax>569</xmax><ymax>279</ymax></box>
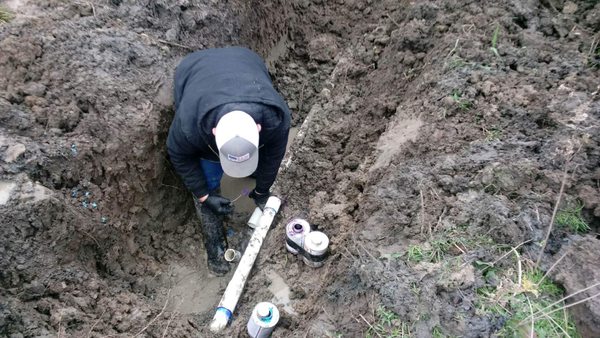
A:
<box><xmin>247</xmin><ymin>302</ymin><xmax>279</xmax><ymax>338</ymax></box>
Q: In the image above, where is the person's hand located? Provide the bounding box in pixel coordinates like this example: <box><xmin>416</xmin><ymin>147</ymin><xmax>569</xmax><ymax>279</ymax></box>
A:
<box><xmin>201</xmin><ymin>195</ymin><xmax>234</xmax><ymax>215</ymax></box>
<box><xmin>249</xmin><ymin>189</ymin><xmax>269</xmax><ymax>210</ymax></box>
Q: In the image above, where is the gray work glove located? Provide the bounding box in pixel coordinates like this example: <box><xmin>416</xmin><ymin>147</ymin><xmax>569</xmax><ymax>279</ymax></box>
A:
<box><xmin>201</xmin><ymin>195</ymin><xmax>234</xmax><ymax>216</ymax></box>
<box><xmin>249</xmin><ymin>189</ymin><xmax>269</xmax><ymax>210</ymax></box>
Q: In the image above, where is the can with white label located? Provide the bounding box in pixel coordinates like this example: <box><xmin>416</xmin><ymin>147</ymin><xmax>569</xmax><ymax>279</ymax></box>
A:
<box><xmin>285</xmin><ymin>218</ymin><xmax>311</xmax><ymax>254</ymax></box>
<box><xmin>302</xmin><ymin>231</ymin><xmax>329</xmax><ymax>268</ymax></box>
<box><xmin>247</xmin><ymin>302</ymin><xmax>279</xmax><ymax>338</ymax></box>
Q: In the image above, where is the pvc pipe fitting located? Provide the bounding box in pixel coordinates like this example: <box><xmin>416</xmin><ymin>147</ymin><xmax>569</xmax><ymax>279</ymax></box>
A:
<box><xmin>224</xmin><ymin>249</ymin><xmax>242</xmax><ymax>263</ymax></box>
<box><xmin>247</xmin><ymin>207</ymin><xmax>263</xmax><ymax>229</ymax></box>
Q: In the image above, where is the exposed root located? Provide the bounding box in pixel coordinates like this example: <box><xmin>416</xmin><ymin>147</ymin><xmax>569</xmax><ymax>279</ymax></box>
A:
<box><xmin>134</xmin><ymin>289</ymin><xmax>171</xmax><ymax>337</ymax></box>
<box><xmin>358</xmin><ymin>313</ymin><xmax>382</xmax><ymax>338</ymax></box>
<box><xmin>519</xmin><ymin>281</ymin><xmax>600</xmax><ymax>325</ymax></box>
<box><xmin>536</xmin><ymin>162</ymin><xmax>569</xmax><ymax>267</ymax></box>
<box><xmin>86</xmin><ymin>309</ymin><xmax>107</xmax><ymax>337</ymax></box>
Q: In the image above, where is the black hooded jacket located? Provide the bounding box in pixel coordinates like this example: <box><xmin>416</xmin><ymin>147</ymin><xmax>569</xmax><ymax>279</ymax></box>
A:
<box><xmin>167</xmin><ymin>47</ymin><xmax>291</xmax><ymax>198</ymax></box>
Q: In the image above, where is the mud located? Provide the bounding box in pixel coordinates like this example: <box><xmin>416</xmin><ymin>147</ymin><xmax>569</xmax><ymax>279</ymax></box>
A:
<box><xmin>551</xmin><ymin>236</ymin><xmax>600</xmax><ymax>337</ymax></box>
<box><xmin>1</xmin><ymin>0</ymin><xmax>599</xmax><ymax>337</ymax></box>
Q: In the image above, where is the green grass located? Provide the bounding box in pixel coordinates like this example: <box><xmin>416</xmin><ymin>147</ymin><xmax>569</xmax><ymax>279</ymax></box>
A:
<box><xmin>588</xmin><ymin>43</ymin><xmax>599</xmax><ymax>69</ymax></box>
<box><xmin>0</xmin><ymin>6</ymin><xmax>13</xmax><ymax>23</ymax></box>
<box><xmin>401</xmin><ymin>231</ymin><xmax>494</xmax><ymax>265</ymax></box>
<box><xmin>485</xmin><ymin>127</ymin><xmax>502</xmax><ymax>141</ymax></box>
<box><xmin>476</xmin><ymin>266</ymin><xmax>580</xmax><ymax>337</ymax></box>
<box><xmin>432</xmin><ymin>326</ymin><xmax>445</xmax><ymax>338</ymax></box>
<box><xmin>490</xmin><ymin>24</ymin><xmax>500</xmax><ymax>57</ymax></box>
<box><xmin>366</xmin><ymin>306</ymin><xmax>413</xmax><ymax>338</ymax></box>
<box><xmin>395</xmin><ymin>226</ymin><xmax>580</xmax><ymax>337</ymax></box>
<box><xmin>556</xmin><ymin>203</ymin><xmax>590</xmax><ymax>233</ymax></box>
<box><xmin>410</xmin><ymin>282</ymin><xmax>421</xmax><ymax>297</ymax></box>
<box><xmin>527</xmin><ymin>270</ymin><xmax>563</xmax><ymax>297</ymax></box>
<box><xmin>451</xmin><ymin>90</ymin><xmax>472</xmax><ymax>110</ymax></box>
<box><xmin>407</xmin><ymin>245</ymin><xmax>425</xmax><ymax>262</ymax></box>
<box><xmin>405</xmin><ymin>242</ymin><xmax>447</xmax><ymax>264</ymax></box>
<box><xmin>448</xmin><ymin>56</ymin><xmax>467</xmax><ymax>70</ymax></box>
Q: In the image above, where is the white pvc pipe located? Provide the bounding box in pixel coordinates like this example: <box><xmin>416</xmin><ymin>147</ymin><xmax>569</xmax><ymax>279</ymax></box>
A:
<box><xmin>209</xmin><ymin>196</ymin><xmax>282</xmax><ymax>333</ymax></box>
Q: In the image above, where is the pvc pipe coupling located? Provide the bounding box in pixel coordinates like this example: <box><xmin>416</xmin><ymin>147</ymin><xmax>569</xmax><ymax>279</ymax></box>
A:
<box><xmin>224</xmin><ymin>249</ymin><xmax>241</xmax><ymax>263</ymax></box>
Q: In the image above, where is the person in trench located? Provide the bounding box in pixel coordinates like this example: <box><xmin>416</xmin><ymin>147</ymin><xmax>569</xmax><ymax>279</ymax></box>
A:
<box><xmin>167</xmin><ymin>47</ymin><xmax>291</xmax><ymax>276</ymax></box>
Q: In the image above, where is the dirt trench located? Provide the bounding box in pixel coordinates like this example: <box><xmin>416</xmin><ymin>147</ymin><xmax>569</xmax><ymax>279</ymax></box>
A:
<box><xmin>1</xmin><ymin>0</ymin><xmax>600</xmax><ymax>337</ymax></box>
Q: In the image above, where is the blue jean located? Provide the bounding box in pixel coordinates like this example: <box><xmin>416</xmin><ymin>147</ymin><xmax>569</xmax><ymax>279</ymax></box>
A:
<box><xmin>200</xmin><ymin>159</ymin><xmax>224</xmax><ymax>193</ymax></box>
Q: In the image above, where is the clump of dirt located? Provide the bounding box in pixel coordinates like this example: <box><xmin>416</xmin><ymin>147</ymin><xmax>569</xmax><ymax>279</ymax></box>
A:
<box><xmin>550</xmin><ymin>236</ymin><xmax>600</xmax><ymax>337</ymax></box>
<box><xmin>1</xmin><ymin>0</ymin><xmax>599</xmax><ymax>337</ymax></box>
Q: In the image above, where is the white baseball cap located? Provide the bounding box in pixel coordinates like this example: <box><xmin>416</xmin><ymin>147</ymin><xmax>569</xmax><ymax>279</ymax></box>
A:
<box><xmin>215</xmin><ymin>110</ymin><xmax>259</xmax><ymax>178</ymax></box>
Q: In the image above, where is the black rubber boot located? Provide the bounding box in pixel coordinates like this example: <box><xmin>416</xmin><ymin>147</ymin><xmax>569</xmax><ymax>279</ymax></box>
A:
<box><xmin>194</xmin><ymin>199</ymin><xmax>230</xmax><ymax>276</ymax></box>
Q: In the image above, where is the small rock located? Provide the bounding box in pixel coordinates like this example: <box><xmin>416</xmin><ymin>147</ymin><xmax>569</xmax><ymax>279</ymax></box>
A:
<box><xmin>401</xmin><ymin>51</ymin><xmax>416</xmax><ymax>66</ymax></box>
<box><xmin>479</xmin><ymin>80</ymin><xmax>496</xmax><ymax>97</ymax></box>
<box><xmin>442</xmin><ymin>96</ymin><xmax>456</xmax><ymax>108</ymax></box>
<box><xmin>50</xmin><ymin>307</ymin><xmax>80</xmax><ymax>326</ymax></box>
<box><xmin>181</xmin><ymin>11</ymin><xmax>197</xmax><ymax>30</ymax></box>
<box><xmin>3</xmin><ymin>143</ymin><xmax>26</xmax><ymax>163</ymax></box>
<box><xmin>585</xmin><ymin>3</ymin><xmax>600</xmax><ymax>29</ymax></box>
<box><xmin>70</xmin><ymin>296</ymin><xmax>90</xmax><ymax>310</ymax></box>
<box><xmin>562</xmin><ymin>1</ymin><xmax>578</xmax><ymax>15</ymax></box>
<box><xmin>287</xmin><ymin>100</ymin><xmax>298</xmax><ymax>110</ymax></box>
<box><xmin>437</xmin><ymin>265</ymin><xmax>475</xmax><ymax>291</ymax></box>
<box><xmin>343</xmin><ymin>156</ymin><xmax>360</xmax><ymax>170</ymax></box>
<box><xmin>308</xmin><ymin>34</ymin><xmax>339</xmax><ymax>62</ymax></box>
<box><xmin>24</xmin><ymin>96</ymin><xmax>48</xmax><ymax>108</ymax></box>
<box><xmin>22</xmin><ymin>281</ymin><xmax>45</xmax><ymax>301</ymax></box>
<box><xmin>165</xmin><ymin>28</ymin><xmax>179</xmax><ymax>42</ymax></box>
<box><xmin>578</xmin><ymin>185</ymin><xmax>600</xmax><ymax>217</ymax></box>
<box><xmin>78</xmin><ymin>3</ymin><xmax>93</xmax><ymax>16</ymax></box>
<box><xmin>22</xmin><ymin>83</ymin><xmax>47</xmax><ymax>97</ymax></box>
<box><xmin>35</xmin><ymin>299</ymin><xmax>52</xmax><ymax>315</ymax></box>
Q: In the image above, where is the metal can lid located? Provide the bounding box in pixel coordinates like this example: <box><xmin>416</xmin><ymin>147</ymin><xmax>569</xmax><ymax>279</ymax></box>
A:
<box><xmin>305</xmin><ymin>231</ymin><xmax>329</xmax><ymax>252</ymax></box>
<box><xmin>287</xmin><ymin>218</ymin><xmax>310</xmax><ymax>233</ymax></box>
<box><xmin>256</xmin><ymin>303</ymin><xmax>272</xmax><ymax>320</ymax></box>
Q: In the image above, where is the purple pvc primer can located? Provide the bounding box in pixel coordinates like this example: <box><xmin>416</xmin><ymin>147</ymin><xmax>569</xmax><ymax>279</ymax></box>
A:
<box><xmin>285</xmin><ymin>218</ymin><xmax>311</xmax><ymax>254</ymax></box>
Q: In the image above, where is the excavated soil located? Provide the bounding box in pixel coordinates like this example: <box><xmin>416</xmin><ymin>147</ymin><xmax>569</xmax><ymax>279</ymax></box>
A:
<box><xmin>1</xmin><ymin>0</ymin><xmax>600</xmax><ymax>337</ymax></box>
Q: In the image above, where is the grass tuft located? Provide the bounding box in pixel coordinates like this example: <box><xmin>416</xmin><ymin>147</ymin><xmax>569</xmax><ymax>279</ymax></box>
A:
<box><xmin>490</xmin><ymin>24</ymin><xmax>500</xmax><ymax>57</ymax></box>
<box><xmin>451</xmin><ymin>90</ymin><xmax>472</xmax><ymax>110</ymax></box>
<box><xmin>484</xmin><ymin>127</ymin><xmax>502</xmax><ymax>142</ymax></box>
<box><xmin>0</xmin><ymin>6</ymin><xmax>13</xmax><ymax>24</ymax></box>
<box><xmin>432</xmin><ymin>326</ymin><xmax>445</xmax><ymax>338</ymax></box>
<box><xmin>589</xmin><ymin>47</ymin><xmax>599</xmax><ymax>69</ymax></box>
<box><xmin>476</xmin><ymin>264</ymin><xmax>580</xmax><ymax>337</ymax></box>
<box><xmin>366</xmin><ymin>306</ymin><xmax>413</xmax><ymax>338</ymax></box>
<box><xmin>400</xmin><ymin>230</ymin><xmax>494</xmax><ymax>265</ymax></box>
<box><xmin>556</xmin><ymin>203</ymin><xmax>590</xmax><ymax>233</ymax></box>
<box><xmin>407</xmin><ymin>245</ymin><xmax>425</xmax><ymax>262</ymax></box>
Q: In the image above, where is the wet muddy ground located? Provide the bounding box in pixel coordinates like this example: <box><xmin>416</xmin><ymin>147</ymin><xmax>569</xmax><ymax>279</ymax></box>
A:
<box><xmin>1</xmin><ymin>0</ymin><xmax>600</xmax><ymax>337</ymax></box>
